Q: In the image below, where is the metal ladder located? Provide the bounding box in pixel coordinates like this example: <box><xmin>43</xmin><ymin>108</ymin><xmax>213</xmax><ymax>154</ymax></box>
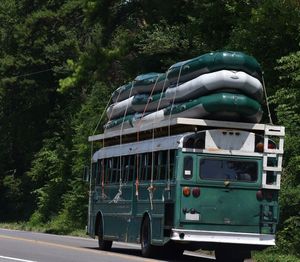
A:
<box><xmin>262</xmin><ymin>125</ymin><xmax>285</xmax><ymax>189</ymax></box>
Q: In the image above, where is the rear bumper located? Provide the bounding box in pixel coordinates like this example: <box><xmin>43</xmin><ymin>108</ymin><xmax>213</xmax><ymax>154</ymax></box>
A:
<box><xmin>171</xmin><ymin>228</ymin><xmax>275</xmax><ymax>246</ymax></box>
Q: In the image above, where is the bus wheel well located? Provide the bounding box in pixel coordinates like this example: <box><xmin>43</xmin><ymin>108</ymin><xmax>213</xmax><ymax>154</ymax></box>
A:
<box><xmin>95</xmin><ymin>212</ymin><xmax>103</xmax><ymax>236</ymax></box>
<box><xmin>140</xmin><ymin>213</ymin><xmax>151</xmax><ymax>242</ymax></box>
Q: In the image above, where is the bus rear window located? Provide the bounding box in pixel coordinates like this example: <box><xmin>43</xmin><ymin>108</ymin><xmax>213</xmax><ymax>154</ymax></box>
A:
<box><xmin>199</xmin><ymin>158</ymin><xmax>258</xmax><ymax>182</ymax></box>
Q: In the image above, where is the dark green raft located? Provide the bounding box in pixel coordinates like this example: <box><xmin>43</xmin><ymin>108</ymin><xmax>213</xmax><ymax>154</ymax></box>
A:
<box><xmin>105</xmin><ymin>92</ymin><xmax>263</xmax><ymax>131</ymax></box>
<box><xmin>142</xmin><ymin>92</ymin><xmax>263</xmax><ymax>124</ymax></box>
<box><xmin>163</xmin><ymin>92</ymin><xmax>263</xmax><ymax>123</ymax></box>
<box><xmin>167</xmin><ymin>51</ymin><xmax>262</xmax><ymax>85</ymax></box>
<box><xmin>112</xmin><ymin>73</ymin><xmax>169</xmax><ymax>103</ymax></box>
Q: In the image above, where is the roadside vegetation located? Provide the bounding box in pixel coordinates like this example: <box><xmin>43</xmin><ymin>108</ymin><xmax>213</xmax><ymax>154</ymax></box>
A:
<box><xmin>0</xmin><ymin>1</ymin><xmax>299</xmax><ymax>260</ymax></box>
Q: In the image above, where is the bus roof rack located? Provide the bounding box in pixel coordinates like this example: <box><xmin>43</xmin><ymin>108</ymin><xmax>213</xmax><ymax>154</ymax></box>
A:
<box><xmin>88</xmin><ymin>117</ymin><xmax>284</xmax><ymax>145</ymax></box>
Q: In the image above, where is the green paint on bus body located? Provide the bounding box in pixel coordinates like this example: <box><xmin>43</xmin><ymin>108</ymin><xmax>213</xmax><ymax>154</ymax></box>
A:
<box><xmin>89</xmin><ymin>147</ymin><xmax>279</xmax><ymax>246</ymax></box>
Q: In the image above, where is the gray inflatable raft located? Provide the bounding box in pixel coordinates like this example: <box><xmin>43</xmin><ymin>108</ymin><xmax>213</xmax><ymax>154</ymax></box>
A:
<box><xmin>165</xmin><ymin>70</ymin><xmax>263</xmax><ymax>103</ymax></box>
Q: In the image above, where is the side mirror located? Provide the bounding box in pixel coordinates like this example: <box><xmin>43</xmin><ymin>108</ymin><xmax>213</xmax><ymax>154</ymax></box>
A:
<box><xmin>83</xmin><ymin>166</ymin><xmax>90</xmax><ymax>183</ymax></box>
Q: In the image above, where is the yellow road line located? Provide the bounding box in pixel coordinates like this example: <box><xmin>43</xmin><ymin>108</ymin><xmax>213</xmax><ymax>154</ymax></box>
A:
<box><xmin>0</xmin><ymin>234</ymin><xmax>155</xmax><ymax>262</ymax></box>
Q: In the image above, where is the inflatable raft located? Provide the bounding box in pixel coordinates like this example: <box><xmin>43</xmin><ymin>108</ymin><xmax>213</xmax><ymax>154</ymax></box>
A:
<box><xmin>112</xmin><ymin>73</ymin><xmax>170</xmax><ymax>103</ymax></box>
<box><xmin>143</xmin><ymin>92</ymin><xmax>262</xmax><ymax>124</ymax></box>
<box><xmin>167</xmin><ymin>51</ymin><xmax>262</xmax><ymax>85</ymax></box>
<box><xmin>165</xmin><ymin>70</ymin><xmax>263</xmax><ymax>103</ymax></box>
<box><xmin>106</xmin><ymin>96</ymin><xmax>135</xmax><ymax>120</ymax></box>
<box><xmin>104</xmin><ymin>113</ymin><xmax>143</xmax><ymax>131</ymax></box>
<box><xmin>132</xmin><ymin>92</ymin><xmax>170</xmax><ymax>112</ymax></box>
<box><xmin>104</xmin><ymin>92</ymin><xmax>263</xmax><ymax>131</ymax></box>
<box><xmin>107</xmin><ymin>92</ymin><xmax>170</xmax><ymax>119</ymax></box>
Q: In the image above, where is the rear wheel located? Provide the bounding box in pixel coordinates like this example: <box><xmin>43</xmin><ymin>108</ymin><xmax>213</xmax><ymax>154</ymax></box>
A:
<box><xmin>97</xmin><ymin>218</ymin><xmax>112</xmax><ymax>251</ymax></box>
<box><xmin>141</xmin><ymin>216</ymin><xmax>157</xmax><ymax>258</ymax></box>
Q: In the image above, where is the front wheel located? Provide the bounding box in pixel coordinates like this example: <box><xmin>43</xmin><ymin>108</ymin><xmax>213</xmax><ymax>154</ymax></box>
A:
<box><xmin>141</xmin><ymin>216</ymin><xmax>157</xmax><ymax>258</ymax></box>
<box><xmin>97</xmin><ymin>218</ymin><xmax>112</xmax><ymax>251</ymax></box>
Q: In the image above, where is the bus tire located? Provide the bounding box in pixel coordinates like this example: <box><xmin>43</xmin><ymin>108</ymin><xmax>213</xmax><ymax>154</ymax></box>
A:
<box><xmin>141</xmin><ymin>216</ymin><xmax>157</xmax><ymax>258</ymax></box>
<box><xmin>97</xmin><ymin>218</ymin><xmax>112</xmax><ymax>251</ymax></box>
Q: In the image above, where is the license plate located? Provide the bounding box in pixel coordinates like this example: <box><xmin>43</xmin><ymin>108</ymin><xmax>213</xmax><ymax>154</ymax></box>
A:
<box><xmin>185</xmin><ymin>213</ymin><xmax>200</xmax><ymax>221</ymax></box>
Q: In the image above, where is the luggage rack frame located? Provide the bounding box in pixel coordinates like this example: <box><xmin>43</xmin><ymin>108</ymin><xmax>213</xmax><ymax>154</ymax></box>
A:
<box><xmin>89</xmin><ymin>117</ymin><xmax>267</xmax><ymax>144</ymax></box>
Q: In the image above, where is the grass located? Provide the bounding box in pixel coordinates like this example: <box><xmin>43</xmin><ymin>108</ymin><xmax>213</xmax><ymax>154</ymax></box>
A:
<box><xmin>253</xmin><ymin>248</ymin><xmax>300</xmax><ymax>262</ymax></box>
<box><xmin>0</xmin><ymin>222</ymin><xmax>87</xmax><ymax>237</ymax></box>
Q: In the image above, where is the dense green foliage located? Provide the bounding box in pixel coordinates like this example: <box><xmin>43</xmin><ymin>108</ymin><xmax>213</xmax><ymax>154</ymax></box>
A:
<box><xmin>0</xmin><ymin>0</ymin><xmax>299</xmax><ymax>258</ymax></box>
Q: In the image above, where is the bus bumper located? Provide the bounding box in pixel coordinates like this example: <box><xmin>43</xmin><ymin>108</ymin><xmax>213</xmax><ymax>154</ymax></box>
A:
<box><xmin>170</xmin><ymin>229</ymin><xmax>275</xmax><ymax>246</ymax></box>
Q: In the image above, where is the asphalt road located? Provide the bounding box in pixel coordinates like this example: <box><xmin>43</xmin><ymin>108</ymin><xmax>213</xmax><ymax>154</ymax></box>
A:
<box><xmin>0</xmin><ymin>228</ymin><xmax>215</xmax><ymax>262</ymax></box>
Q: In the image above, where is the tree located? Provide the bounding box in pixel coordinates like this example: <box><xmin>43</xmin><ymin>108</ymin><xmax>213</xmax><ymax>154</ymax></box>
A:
<box><xmin>0</xmin><ymin>0</ymin><xmax>85</xmax><ymax>220</ymax></box>
<box><xmin>272</xmin><ymin>49</ymin><xmax>300</xmax><ymax>256</ymax></box>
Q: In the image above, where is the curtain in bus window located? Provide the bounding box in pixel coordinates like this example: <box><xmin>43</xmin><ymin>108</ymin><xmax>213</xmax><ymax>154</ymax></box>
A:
<box><xmin>199</xmin><ymin>158</ymin><xmax>258</xmax><ymax>182</ymax></box>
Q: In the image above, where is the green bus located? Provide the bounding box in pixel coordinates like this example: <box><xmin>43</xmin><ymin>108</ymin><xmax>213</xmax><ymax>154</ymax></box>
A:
<box><xmin>87</xmin><ymin>118</ymin><xmax>284</xmax><ymax>262</ymax></box>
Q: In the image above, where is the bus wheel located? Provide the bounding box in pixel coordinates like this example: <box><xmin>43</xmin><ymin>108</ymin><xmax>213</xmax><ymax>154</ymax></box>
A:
<box><xmin>141</xmin><ymin>216</ymin><xmax>157</xmax><ymax>257</ymax></box>
<box><xmin>97</xmin><ymin>218</ymin><xmax>112</xmax><ymax>251</ymax></box>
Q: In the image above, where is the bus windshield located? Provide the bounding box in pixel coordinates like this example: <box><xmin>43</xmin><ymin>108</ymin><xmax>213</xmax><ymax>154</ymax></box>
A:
<box><xmin>199</xmin><ymin>158</ymin><xmax>258</xmax><ymax>182</ymax></box>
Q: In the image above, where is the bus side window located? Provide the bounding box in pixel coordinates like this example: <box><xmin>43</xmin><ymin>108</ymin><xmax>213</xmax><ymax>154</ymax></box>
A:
<box><xmin>105</xmin><ymin>158</ymin><xmax>112</xmax><ymax>184</ymax></box>
<box><xmin>159</xmin><ymin>151</ymin><xmax>167</xmax><ymax>180</ymax></box>
<box><xmin>123</xmin><ymin>155</ymin><xmax>134</xmax><ymax>182</ymax></box>
<box><xmin>146</xmin><ymin>152</ymin><xmax>153</xmax><ymax>181</ymax></box>
<box><xmin>95</xmin><ymin>161</ymin><xmax>100</xmax><ymax>185</ymax></box>
<box><xmin>111</xmin><ymin>157</ymin><xmax>120</xmax><ymax>183</ymax></box>
<box><xmin>128</xmin><ymin>155</ymin><xmax>135</xmax><ymax>181</ymax></box>
<box><xmin>183</xmin><ymin>156</ymin><xmax>193</xmax><ymax>179</ymax></box>
<box><xmin>124</xmin><ymin>155</ymin><xmax>129</xmax><ymax>182</ymax></box>
<box><xmin>121</xmin><ymin>156</ymin><xmax>126</xmax><ymax>182</ymax></box>
<box><xmin>139</xmin><ymin>154</ymin><xmax>143</xmax><ymax>180</ymax></box>
<box><xmin>169</xmin><ymin>150</ymin><xmax>175</xmax><ymax>180</ymax></box>
<box><xmin>140</xmin><ymin>153</ymin><xmax>147</xmax><ymax>181</ymax></box>
<box><xmin>152</xmin><ymin>151</ymin><xmax>161</xmax><ymax>180</ymax></box>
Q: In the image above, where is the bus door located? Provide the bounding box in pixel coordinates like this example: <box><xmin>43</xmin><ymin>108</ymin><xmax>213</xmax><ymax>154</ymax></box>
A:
<box><xmin>180</xmin><ymin>154</ymin><xmax>262</xmax><ymax>231</ymax></box>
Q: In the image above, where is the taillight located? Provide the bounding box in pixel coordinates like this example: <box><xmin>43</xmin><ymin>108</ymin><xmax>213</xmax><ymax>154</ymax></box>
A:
<box><xmin>192</xmin><ymin>187</ymin><xmax>201</xmax><ymax>197</ymax></box>
<box><xmin>256</xmin><ymin>190</ymin><xmax>274</xmax><ymax>201</ymax></box>
<box><xmin>256</xmin><ymin>190</ymin><xmax>263</xmax><ymax>200</ymax></box>
<box><xmin>256</xmin><ymin>142</ymin><xmax>264</xmax><ymax>152</ymax></box>
<box><xmin>256</xmin><ymin>141</ymin><xmax>277</xmax><ymax>152</ymax></box>
<box><xmin>183</xmin><ymin>187</ymin><xmax>190</xmax><ymax>197</ymax></box>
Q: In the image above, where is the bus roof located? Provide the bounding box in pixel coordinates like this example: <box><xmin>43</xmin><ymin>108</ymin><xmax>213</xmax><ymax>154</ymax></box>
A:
<box><xmin>92</xmin><ymin>133</ymin><xmax>189</xmax><ymax>162</ymax></box>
